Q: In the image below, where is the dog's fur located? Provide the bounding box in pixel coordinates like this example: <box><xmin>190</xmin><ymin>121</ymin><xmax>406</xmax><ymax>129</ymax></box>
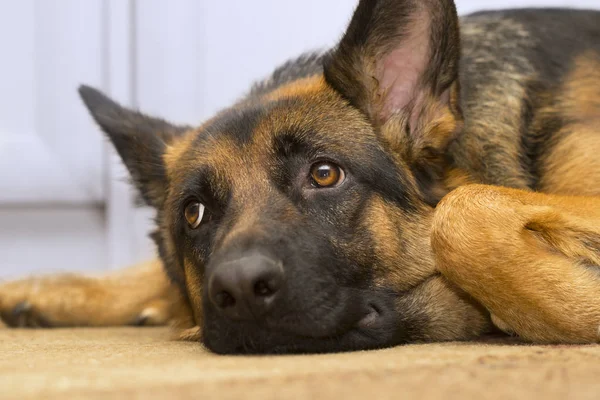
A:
<box><xmin>1</xmin><ymin>0</ymin><xmax>600</xmax><ymax>353</ymax></box>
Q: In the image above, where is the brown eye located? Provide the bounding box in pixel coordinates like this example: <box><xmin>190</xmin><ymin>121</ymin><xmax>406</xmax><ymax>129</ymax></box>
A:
<box><xmin>184</xmin><ymin>201</ymin><xmax>205</xmax><ymax>229</ymax></box>
<box><xmin>310</xmin><ymin>162</ymin><xmax>345</xmax><ymax>188</ymax></box>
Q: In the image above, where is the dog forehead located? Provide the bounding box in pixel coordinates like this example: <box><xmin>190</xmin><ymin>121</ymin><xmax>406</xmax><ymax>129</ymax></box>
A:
<box><xmin>165</xmin><ymin>76</ymin><xmax>374</xmax><ymax>186</ymax></box>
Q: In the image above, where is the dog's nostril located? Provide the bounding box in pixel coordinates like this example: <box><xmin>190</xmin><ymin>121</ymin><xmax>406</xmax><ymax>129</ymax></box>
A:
<box><xmin>357</xmin><ymin>304</ymin><xmax>381</xmax><ymax>329</ymax></box>
<box><xmin>253</xmin><ymin>280</ymin><xmax>274</xmax><ymax>297</ymax></box>
<box><xmin>215</xmin><ymin>291</ymin><xmax>236</xmax><ymax>309</ymax></box>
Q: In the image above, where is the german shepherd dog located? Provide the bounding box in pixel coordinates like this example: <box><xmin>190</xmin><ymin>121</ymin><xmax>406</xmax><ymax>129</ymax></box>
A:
<box><xmin>1</xmin><ymin>0</ymin><xmax>600</xmax><ymax>354</ymax></box>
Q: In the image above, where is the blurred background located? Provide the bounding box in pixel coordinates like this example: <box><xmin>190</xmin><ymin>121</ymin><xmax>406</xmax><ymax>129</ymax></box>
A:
<box><xmin>1</xmin><ymin>0</ymin><xmax>598</xmax><ymax>278</ymax></box>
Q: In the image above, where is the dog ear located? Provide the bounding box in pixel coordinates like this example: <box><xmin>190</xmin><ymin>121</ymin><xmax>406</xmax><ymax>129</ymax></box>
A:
<box><xmin>324</xmin><ymin>0</ymin><xmax>463</xmax><ymax>205</ymax></box>
<box><xmin>78</xmin><ymin>85</ymin><xmax>189</xmax><ymax>208</ymax></box>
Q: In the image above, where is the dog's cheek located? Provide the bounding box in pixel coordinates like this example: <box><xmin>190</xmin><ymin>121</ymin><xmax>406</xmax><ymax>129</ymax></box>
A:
<box><xmin>396</xmin><ymin>275</ymin><xmax>492</xmax><ymax>342</ymax></box>
<box><xmin>182</xmin><ymin>258</ymin><xmax>204</xmax><ymax>327</ymax></box>
<box><xmin>362</xmin><ymin>195</ymin><xmax>437</xmax><ymax>292</ymax></box>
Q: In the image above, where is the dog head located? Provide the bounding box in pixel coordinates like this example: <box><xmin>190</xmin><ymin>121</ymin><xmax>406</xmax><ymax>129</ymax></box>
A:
<box><xmin>79</xmin><ymin>0</ymin><xmax>489</xmax><ymax>354</ymax></box>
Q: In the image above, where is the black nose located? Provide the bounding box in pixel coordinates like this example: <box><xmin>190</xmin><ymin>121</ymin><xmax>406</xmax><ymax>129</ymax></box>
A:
<box><xmin>208</xmin><ymin>252</ymin><xmax>284</xmax><ymax>320</ymax></box>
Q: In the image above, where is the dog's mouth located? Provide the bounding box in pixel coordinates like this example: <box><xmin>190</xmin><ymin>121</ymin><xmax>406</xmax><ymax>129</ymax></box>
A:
<box><xmin>273</xmin><ymin>298</ymin><xmax>387</xmax><ymax>339</ymax></box>
<box><xmin>264</xmin><ymin>301</ymin><xmax>385</xmax><ymax>341</ymax></box>
<box><xmin>201</xmin><ymin>289</ymin><xmax>403</xmax><ymax>355</ymax></box>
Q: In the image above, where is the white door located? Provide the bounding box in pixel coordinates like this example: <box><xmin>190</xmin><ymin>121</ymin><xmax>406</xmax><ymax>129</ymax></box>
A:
<box><xmin>0</xmin><ymin>1</ymin><xmax>105</xmax><ymax>206</ymax></box>
<box><xmin>0</xmin><ymin>0</ymin><xmax>108</xmax><ymax>278</ymax></box>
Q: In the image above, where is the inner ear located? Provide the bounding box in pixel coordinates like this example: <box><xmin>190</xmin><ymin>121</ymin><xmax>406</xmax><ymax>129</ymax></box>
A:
<box><xmin>78</xmin><ymin>85</ymin><xmax>190</xmax><ymax>208</ymax></box>
<box><xmin>374</xmin><ymin>8</ymin><xmax>435</xmax><ymax>125</ymax></box>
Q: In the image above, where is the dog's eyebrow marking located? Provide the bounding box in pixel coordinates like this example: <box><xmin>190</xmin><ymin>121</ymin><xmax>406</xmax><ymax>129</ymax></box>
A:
<box><xmin>196</xmin><ymin>104</ymin><xmax>268</xmax><ymax>147</ymax></box>
<box><xmin>272</xmin><ymin>131</ymin><xmax>320</xmax><ymax>159</ymax></box>
<box><xmin>176</xmin><ymin>165</ymin><xmax>229</xmax><ymax>209</ymax></box>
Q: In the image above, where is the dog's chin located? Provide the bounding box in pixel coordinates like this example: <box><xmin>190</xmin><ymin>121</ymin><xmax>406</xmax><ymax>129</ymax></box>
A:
<box><xmin>201</xmin><ymin>290</ymin><xmax>405</xmax><ymax>355</ymax></box>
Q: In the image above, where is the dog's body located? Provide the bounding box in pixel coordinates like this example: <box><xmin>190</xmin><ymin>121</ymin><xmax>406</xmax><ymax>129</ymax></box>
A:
<box><xmin>2</xmin><ymin>2</ymin><xmax>600</xmax><ymax>353</ymax></box>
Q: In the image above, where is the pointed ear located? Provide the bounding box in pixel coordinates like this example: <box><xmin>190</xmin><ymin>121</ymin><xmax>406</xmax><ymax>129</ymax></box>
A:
<box><xmin>78</xmin><ymin>85</ymin><xmax>189</xmax><ymax>208</ymax></box>
<box><xmin>324</xmin><ymin>0</ymin><xmax>463</xmax><ymax>204</ymax></box>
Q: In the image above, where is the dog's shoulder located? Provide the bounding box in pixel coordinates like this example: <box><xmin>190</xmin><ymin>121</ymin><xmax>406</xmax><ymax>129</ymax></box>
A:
<box><xmin>451</xmin><ymin>8</ymin><xmax>600</xmax><ymax>191</ymax></box>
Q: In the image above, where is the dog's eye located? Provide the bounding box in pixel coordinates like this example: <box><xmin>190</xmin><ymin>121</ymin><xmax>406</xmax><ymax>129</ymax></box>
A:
<box><xmin>310</xmin><ymin>162</ymin><xmax>345</xmax><ymax>188</ymax></box>
<box><xmin>184</xmin><ymin>201</ymin><xmax>205</xmax><ymax>229</ymax></box>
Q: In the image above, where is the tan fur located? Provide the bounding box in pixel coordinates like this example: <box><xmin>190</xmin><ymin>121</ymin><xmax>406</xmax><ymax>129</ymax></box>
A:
<box><xmin>182</xmin><ymin>259</ymin><xmax>204</xmax><ymax>329</ymax></box>
<box><xmin>365</xmin><ymin>196</ymin><xmax>436</xmax><ymax>291</ymax></box>
<box><xmin>443</xmin><ymin>167</ymin><xmax>478</xmax><ymax>191</ymax></box>
<box><xmin>0</xmin><ymin>260</ymin><xmax>192</xmax><ymax>328</ymax></box>
<box><xmin>432</xmin><ymin>185</ymin><xmax>600</xmax><ymax>343</ymax></box>
<box><xmin>561</xmin><ymin>52</ymin><xmax>600</xmax><ymax>120</ymax></box>
<box><xmin>264</xmin><ymin>75</ymin><xmax>325</xmax><ymax>101</ymax></box>
<box><xmin>539</xmin><ymin>127</ymin><xmax>600</xmax><ymax>196</ymax></box>
<box><xmin>163</xmin><ymin>129</ymin><xmax>198</xmax><ymax>174</ymax></box>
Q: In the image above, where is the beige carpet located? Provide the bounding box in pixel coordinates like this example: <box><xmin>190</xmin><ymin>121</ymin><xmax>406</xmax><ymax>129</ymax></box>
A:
<box><xmin>1</xmin><ymin>326</ymin><xmax>599</xmax><ymax>400</ymax></box>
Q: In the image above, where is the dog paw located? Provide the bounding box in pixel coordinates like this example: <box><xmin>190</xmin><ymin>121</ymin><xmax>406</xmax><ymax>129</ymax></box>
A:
<box><xmin>0</xmin><ymin>301</ymin><xmax>53</xmax><ymax>328</ymax></box>
<box><xmin>132</xmin><ymin>305</ymin><xmax>170</xmax><ymax>327</ymax></box>
<box><xmin>0</xmin><ymin>278</ymin><xmax>56</xmax><ymax>328</ymax></box>
<box><xmin>0</xmin><ymin>276</ymin><xmax>86</xmax><ymax>328</ymax></box>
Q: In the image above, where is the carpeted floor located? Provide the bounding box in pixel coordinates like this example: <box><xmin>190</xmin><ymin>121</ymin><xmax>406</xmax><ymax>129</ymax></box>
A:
<box><xmin>1</xmin><ymin>326</ymin><xmax>599</xmax><ymax>400</ymax></box>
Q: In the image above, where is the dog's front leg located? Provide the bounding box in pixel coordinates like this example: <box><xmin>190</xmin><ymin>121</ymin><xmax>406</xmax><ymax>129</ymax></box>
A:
<box><xmin>432</xmin><ymin>184</ymin><xmax>600</xmax><ymax>343</ymax></box>
<box><xmin>0</xmin><ymin>260</ymin><xmax>193</xmax><ymax>329</ymax></box>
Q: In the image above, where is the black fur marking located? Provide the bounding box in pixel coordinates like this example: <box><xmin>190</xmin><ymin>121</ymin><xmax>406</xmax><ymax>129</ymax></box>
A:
<box><xmin>412</xmin><ymin>149</ymin><xmax>453</xmax><ymax>207</ymax></box>
<box><xmin>518</xmin><ymin>85</ymin><xmax>539</xmax><ymax>190</ymax></box>
<box><xmin>519</xmin><ymin>91</ymin><xmax>566</xmax><ymax>192</ymax></box>
<box><xmin>362</xmin><ymin>150</ymin><xmax>418</xmax><ymax>212</ymax></box>
<box><xmin>200</xmin><ymin>103</ymin><xmax>267</xmax><ymax>146</ymax></box>
<box><xmin>493</xmin><ymin>9</ymin><xmax>600</xmax><ymax>71</ymax></box>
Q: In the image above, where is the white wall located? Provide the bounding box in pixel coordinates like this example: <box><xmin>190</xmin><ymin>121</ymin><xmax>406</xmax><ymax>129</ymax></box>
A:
<box><xmin>0</xmin><ymin>0</ymin><xmax>598</xmax><ymax>279</ymax></box>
